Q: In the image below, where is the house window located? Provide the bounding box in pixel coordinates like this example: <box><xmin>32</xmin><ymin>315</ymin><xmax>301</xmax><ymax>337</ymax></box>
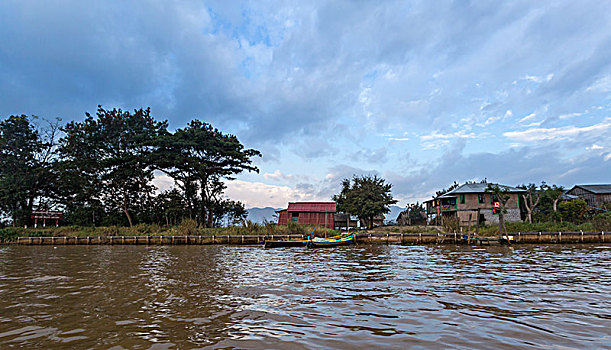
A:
<box><xmin>490</xmin><ymin>194</ymin><xmax>497</xmax><ymax>204</ymax></box>
<box><xmin>460</xmin><ymin>195</ymin><xmax>465</xmax><ymax>204</ymax></box>
<box><xmin>291</xmin><ymin>213</ymin><xmax>299</xmax><ymax>222</ymax></box>
<box><xmin>478</xmin><ymin>194</ymin><xmax>485</xmax><ymax>203</ymax></box>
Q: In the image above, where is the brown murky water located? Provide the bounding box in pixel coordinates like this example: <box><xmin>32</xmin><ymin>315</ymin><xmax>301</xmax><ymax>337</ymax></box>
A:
<box><xmin>0</xmin><ymin>244</ymin><xmax>610</xmax><ymax>349</ymax></box>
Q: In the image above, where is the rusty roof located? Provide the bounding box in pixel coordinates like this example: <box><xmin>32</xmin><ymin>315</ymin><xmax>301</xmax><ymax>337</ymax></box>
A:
<box><xmin>287</xmin><ymin>202</ymin><xmax>336</xmax><ymax>212</ymax></box>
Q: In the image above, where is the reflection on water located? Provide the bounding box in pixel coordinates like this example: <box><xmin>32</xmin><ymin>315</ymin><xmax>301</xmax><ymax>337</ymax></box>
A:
<box><xmin>0</xmin><ymin>244</ymin><xmax>609</xmax><ymax>349</ymax></box>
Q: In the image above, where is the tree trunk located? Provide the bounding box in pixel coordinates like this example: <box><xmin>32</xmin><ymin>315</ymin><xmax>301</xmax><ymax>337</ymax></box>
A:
<box><xmin>527</xmin><ymin>210</ymin><xmax>532</xmax><ymax>224</ymax></box>
<box><xmin>123</xmin><ymin>195</ymin><xmax>133</xmax><ymax>227</ymax></box>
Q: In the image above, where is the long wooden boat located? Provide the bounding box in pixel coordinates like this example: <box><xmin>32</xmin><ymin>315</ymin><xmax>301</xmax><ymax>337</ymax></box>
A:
<box><xmin>306</xmin><ymin>232</ymin><xmax>358</xmax><ymax>248</ymax></box>
<box><xmin>263</xmin><ymin>232</ymin><xmax>352</xmax><ymax>248</ymax></box>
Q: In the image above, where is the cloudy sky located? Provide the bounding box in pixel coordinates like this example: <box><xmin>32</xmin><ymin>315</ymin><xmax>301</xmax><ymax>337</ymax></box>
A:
<box><xmin>1</xmin><ymin>1</ymin><xmax>610</xmax><ymax>208</ymax></box>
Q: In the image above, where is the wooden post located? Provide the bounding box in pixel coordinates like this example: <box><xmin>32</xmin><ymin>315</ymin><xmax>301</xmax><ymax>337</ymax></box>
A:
<box><xmin>475</xmin><ymin>209</ymin><xmax>480</xmax><ymax>239</ymax></box>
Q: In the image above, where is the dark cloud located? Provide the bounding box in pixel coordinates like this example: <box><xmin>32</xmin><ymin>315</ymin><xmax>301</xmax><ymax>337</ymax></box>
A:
<box><xmin>1</xmin><ymin>0</ymin><xmax>610</xmax><ymax>202</ymax></box>
<box><xmin>387</xmin><ymin>141</ymin><xmax>611</xmax><ymax>201</ymax></box>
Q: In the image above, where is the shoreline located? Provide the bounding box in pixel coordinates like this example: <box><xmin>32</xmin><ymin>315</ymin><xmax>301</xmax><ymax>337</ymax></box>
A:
<box><xmin>3</xmin><ymin>231</ymin><xmax>607</xmax><ymax>245</ymax></box>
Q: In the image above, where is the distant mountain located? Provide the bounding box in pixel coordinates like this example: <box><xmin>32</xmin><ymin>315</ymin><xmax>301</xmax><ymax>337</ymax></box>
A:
<box><xmin>385</xmin><ymin>205</ymin><xmax>404</xmax><ymax>223</ymax></box>
<box><xmin>246</xmin><ymin>207</ymin><xmax>281</xmax><ymax>223</ymax></box>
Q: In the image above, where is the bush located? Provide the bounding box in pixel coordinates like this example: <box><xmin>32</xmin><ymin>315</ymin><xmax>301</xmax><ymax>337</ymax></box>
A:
<box><xmin>0</xmin><ymin>227</ymin><xmax>21</xmax><ymax>242</ymax></box>
<box><xmin>287</xmin><ymin>221</ymin><xmax>306</xmax><ymax>234</ymax></box>
<box><xmin>441</xmin><ymin>216</ymin><xmax>459</xmax><ymax>233</ymax></box>
<box><xmin>176</xmin><ymin>218</ymin><xmax>198</xmax><ymax>235</ymax></box>
<box><xmin>592</xmin><ymin>213</ymin><xmax>611</xmax><ymax>231</ymax></box>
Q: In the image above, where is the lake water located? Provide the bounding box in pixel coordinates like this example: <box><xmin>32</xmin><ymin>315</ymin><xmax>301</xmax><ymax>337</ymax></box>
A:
<box><xmin>0</xmin><ymin>244</ymin><xmax>609</xmax><ymax>349</ymax></box>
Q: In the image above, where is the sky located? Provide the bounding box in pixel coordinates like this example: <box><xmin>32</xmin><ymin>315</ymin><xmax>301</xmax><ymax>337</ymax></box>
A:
<box><xmin>1</xmin><ymin>0</ymin><xmax>610</xmax><ymax>208</ymax></box>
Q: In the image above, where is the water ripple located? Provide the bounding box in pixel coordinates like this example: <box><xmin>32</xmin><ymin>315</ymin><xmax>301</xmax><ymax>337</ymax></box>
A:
<box><xmin>0</xmin><ymin>244</ymin><xmax>609</xmax><ymax>349</ymax></box>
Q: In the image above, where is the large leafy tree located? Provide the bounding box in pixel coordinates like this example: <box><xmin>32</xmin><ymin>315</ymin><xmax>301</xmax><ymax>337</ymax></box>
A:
<box><xmin>333</xmin><ymin>175</ymin><xmax>397</xmax><ymax>229</ymax></box>
<box><xmin>60</xmin><ymin>106</ymin><xmax>168</xmax><ymax>226</ymax></box>
<box><xmin>155</xmin><ymin>120</ymin><xmax>261</xmax><ymax>227</ymax></box>
<box><xmin>0</xmin><ymin>115</ymin><xmax>59</xmax><ymax>226</ymax></box>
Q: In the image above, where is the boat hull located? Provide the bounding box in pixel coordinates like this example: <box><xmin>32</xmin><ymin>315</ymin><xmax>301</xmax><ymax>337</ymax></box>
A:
<box><xmin>306</xmin><ymin>234</ymin><xmax>357</xmax><ymax>248</ymax></box>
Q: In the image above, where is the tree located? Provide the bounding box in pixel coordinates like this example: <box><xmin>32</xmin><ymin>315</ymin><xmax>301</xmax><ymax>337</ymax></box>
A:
<box><xmin>486</xmin><ymin>184</ymin><xmax>511</xmax><ymax>239</ymax></box>
<box><xmin>333</xmin><ymin>175</ymin><xmax>397</xmax><ymax>229</ymax></box>
<box><xmin>398</xmin><ymin>202</ymin><xmax>425</xmax><ymax>225</ymax></box>
<box><xmin>60</xmin><ymin>106</ymin><xmax>168</xmax><ymax>227</ymax></box>
<box><xmin>435</xmin><ymin>181</ymin><xmax>459</xmax><ymax>198</ymax></box>
<box><xmin>519</xmin><ymin>183</ymin><xmax>541</xmax><ymax>223</ymax></box>
<box><xmin>559</xmin><ymin>199</ymin><xmax>588</xmax><ymax>224</ymax></box>
<box><xmin>532</xmin><ymin>183</ymin><xmax>565</xmax><ymax>222</ymax></box>
<box><xmin>0</xmin><ymin>115</ymin><xmax>60</xmax><ymax>226</ymax></box>
<box><xmin>154</xmin><ymin>120</ymin><xmax>261</xmax><ymax>227</ymax></box>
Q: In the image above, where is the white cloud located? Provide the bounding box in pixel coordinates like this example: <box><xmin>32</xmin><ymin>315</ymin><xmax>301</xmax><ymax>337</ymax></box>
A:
<box><xmin>263</xmin><ymin>170</ymin><xmax>294</xmax><ymax>181</ymax></box>
<box><xmin>151</xmin><ymin>172</ymin><xmax>175</xmax><ymax>193</ymax></box>
<box><xmin>586</xmin><ymin>75</ymin><xmax>611</xmax><ymax>93</ymax></box>
<box><xmin>519</xmin><ymin>113</ymin><xmax>536</xmax><ymax>123</ymax></box>
<box><xmin>503</xmin><ymin>118</ymin><xmax>611</xmax><ymax>142</ymax></box>
<box><xmin>558</xmin><ymin>112</ymin><xmax>582</xmax><ymax>120</ymax></box>
<box><xmin>586</xmin><ymin>144</ymin><xmax>604</xmax><ymax>150</ymax></box>
<box><xmin>224</xmin><ymin>180</ymin><xmax>322</xmax><ymax>208</ymax></box>
<box><xmin>389</xmin><ymin>137</ymin><xmax>410</xmax><ymax>141</ymax></box>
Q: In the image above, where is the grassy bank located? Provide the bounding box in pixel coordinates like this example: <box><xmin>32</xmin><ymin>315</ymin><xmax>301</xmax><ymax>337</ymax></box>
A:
<box><xmin>0</xmin><ymin>220</ymin><xmax>339</xmax><ymax>243</ymax></box>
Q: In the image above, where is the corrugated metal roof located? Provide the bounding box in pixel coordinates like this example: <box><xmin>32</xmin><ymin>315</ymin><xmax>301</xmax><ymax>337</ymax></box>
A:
<box><xmin>287</xmin><ymin>202</ymin><xmax>337</xmax><ymax>212</ymax></box>
<box><xmin>573</xmin><ymin>184</ymin><xmax>611</xmax><ymax>194</ymax></box>
<box><xmin>445</xmin><ymin>183</ymin><xmax>525</xmax><ymax>195</ymax></box>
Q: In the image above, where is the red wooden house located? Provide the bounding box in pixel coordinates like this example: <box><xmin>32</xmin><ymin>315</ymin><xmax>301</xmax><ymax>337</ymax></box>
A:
<box><xmin>277</xmin><ymin>202</ymin><xmax>336</xmax><ymax>229</ymax></box>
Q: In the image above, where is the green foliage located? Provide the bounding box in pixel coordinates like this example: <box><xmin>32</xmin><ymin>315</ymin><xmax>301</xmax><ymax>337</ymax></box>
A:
<box><xmin>333</xmin><ymin>175</ymin><xmax>397</xmax><ymax>229</ymax></box>
<box><xmin>435</xmin><ymin>181</ymin><xmax>459</xmax><ymax>198</ymax></box>
<box><xmin>60</xmin><ymin>106</ymin><xmax>167</xmax><ymax>227</ymax></box>
<box><xmin>0</xmin><ymin>115</ymin><xmax>60</xmax><ymax>226</ymax></box>
<box><xmin>1</xmin><ymin>107</ymin><xmax>261</xmax><ymax>229</ymax></box>
<box><xmin>176</xmin><ymin>218</ymin><xmax>198</xmax><ymax>236</ymax></box>
<box><xmin>591</xmin><ymin>213</ymin><xmax>611</xmax><ymax>231</ymax></box>
<box><xmin>287</xmin><ymin>221</ymin><xmax>306</xmax><ymax>234</ymax></box>
<box><xmin>241</xmin><ymin>219</ymin><xmax>260</xmax><ymax>234</ymax></box>
<box><xmin>0</xmin><ymin>227</ymin><xmax>21</xmax><ymax>242</ymax></box>
<box><xmin>558</xmin><ymin>199</ymin><xmax>588</xmax><ymax>224</ymax></box>
<box><xmin>532</xmin><ymin>183</ymin><xmax>565</xmax><ymax>222</ymax></box>
<box><xmin>154</xmin><ymin>120</ymin><xmax>261</xmax><ymax>228</ymax></box>
<box><xmin>476</xmin><ymin>221</ymin><xmax>595</xmax><ymax>236</ymax></box>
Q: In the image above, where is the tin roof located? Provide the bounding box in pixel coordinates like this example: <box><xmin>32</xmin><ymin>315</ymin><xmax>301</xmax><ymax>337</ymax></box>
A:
<box><xmin>571</xmin><ymin>184</ymin><xmax>611</xmax><ymax>194</ymax></box>
<box><xmin>287</xmin><ymin>202</ymin><xmax>337</xmax><ymax>212</ymax></box>
<box><xmin>445</xmin><ymin>183</ymin><xmax>525</xmax><ymax>195</ymax></box>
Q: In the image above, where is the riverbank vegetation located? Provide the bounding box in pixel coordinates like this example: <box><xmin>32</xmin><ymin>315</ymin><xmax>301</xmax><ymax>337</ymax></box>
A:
<box><xmin>0</xmin><ymin>108</ymin><xmax>260</xmax><ymax>229</ymax></box>
<box><xmin>0</xmin><ymin>220</ymin><xmax>340</xmax><ymax>243</ymax></box>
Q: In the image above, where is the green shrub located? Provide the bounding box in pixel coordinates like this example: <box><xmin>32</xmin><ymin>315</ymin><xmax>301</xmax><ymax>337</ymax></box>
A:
<box><xmin>0</xmin><ymin>227</ymin><xmax>21</xmax><ymax>242</ymax></box>
<box><xmin>592</xmin><ymin>213</ymin><xmax>611</xmax><ymax>231</ymax></box>
<box><xmin>176</xmin><ymin>218</ymin><xmax>198</xmax><ymax>235</ymax></box>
